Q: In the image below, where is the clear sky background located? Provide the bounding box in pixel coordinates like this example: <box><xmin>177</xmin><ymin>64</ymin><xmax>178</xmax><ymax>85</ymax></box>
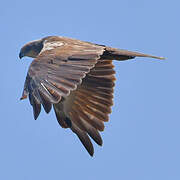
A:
<box><xmin>0</xmin><ymin>0</ymin><xmax>179</xmax><ymax>179</ymax></box>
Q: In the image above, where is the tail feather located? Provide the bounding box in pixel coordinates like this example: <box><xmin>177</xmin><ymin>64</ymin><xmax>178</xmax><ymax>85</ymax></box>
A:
<box><xmin>102</xmin><ymin>47</ymin><xmax>165</xmax><ymax>60</ymax></box>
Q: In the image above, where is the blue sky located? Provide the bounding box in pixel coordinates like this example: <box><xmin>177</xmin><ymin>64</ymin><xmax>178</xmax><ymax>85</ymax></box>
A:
<box><xmin>1</xmin><ymin>0</ymin><xmax>179</xmax><ymax>179</ymax></box>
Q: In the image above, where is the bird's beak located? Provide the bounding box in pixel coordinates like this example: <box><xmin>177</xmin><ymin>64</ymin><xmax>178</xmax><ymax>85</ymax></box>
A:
<box><xmin>19</xmin><ymin>52</ymin><xmax>23</xmax><ymax>59</ymax></box>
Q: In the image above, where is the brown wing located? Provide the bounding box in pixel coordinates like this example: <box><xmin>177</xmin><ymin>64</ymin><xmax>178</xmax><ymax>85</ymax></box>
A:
<box><xmin>21</xmin><ymin>40</ymin><xmax>105</xmax><ymax>119</ymax></box>
<box><xmin>54</xmin><ymin>59</ymin><xmax>115</xmax><ymax>156</ymax></box>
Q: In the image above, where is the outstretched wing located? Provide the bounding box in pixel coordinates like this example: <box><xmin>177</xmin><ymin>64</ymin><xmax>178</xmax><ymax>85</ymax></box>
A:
<box><xmin>21</xmin><ymin>40</ymin><xmax>105</xmax><ymax>119</ymax></box>
<box><xmin>54</xmin><ymin>59</ymin><xmax>115</xmax><ymax>156</ymax></box>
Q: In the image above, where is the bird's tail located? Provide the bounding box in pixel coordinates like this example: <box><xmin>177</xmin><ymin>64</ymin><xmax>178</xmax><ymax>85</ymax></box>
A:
<box><xmin>101</xmin><ymin>47</ymin><xmax>165</xmax><ymax>61</ymax></box>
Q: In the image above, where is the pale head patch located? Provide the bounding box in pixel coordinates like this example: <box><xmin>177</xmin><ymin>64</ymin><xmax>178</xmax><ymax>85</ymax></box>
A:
<box><xmin>40</xmin><ymin>40</ymin><xmax>64</xmax><ymax>53</ymax></box>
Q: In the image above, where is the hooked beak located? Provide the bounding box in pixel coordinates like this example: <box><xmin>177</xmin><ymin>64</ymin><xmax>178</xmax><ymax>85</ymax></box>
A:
<box><xmin>19</xmin><ymin>52</ymin><xmax>23</xmax><ymax>59</ymax></box>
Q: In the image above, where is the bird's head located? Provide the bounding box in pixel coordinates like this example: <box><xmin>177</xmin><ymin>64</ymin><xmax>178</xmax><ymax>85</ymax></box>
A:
<box><xmin>19</xmin><ymin>39</ymin><xmax>44</xmax><ymax>59</ymax></box>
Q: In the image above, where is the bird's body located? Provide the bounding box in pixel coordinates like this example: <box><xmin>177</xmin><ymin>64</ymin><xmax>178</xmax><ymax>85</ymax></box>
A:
<box><xmin>19</xmin><ymin>36</ymin><xmax>164</xmax><ymax>156</ymax></box>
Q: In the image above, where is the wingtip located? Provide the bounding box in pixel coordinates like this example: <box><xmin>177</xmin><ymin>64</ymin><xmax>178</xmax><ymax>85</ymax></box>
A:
<box><xmin>153</xmin><ymin>56</ymin><xmax>166</xmax><ymax>60</ymax></box>
<box><xmin>143</xmin><ymin>54</ymin><xmax>166</xmax><ymax>60</ymax></box>
<box><xmin>34</xmin><ymin>114</ymin><xmax>38</xmax><ymax>120</ymax></box>
<box><xmin>89</xmin><ymin>151</ymin><xmax>94</xmax><ymax>157</ymax></box>
<box><xmin>159</xmin><ymin>56</ymin><xmax>166</xmax><ymax>60</ymax></box>
<box><xmin>142</xmin><ymin>55</ymin><xmax>166</xmax><ymax>60</ymax></box>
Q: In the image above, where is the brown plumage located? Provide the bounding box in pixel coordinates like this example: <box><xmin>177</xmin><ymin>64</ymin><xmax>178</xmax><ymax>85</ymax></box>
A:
<box><xmin>19</xmin><ymin>36</ymin><xmax>164</xmax><ymax>156</ymax></box>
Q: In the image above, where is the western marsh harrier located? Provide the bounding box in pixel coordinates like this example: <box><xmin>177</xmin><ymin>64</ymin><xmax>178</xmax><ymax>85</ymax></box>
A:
<box><xmin>19</xmin><ymin>36</ymin><xmax>164</xmax><ymax>156</ymax></box>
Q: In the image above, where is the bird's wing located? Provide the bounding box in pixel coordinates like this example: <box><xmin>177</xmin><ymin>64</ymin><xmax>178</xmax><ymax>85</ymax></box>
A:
<box><xmin>54</xmin><ymin>59</ymin><xmax>115</xmax><ymax>156</ymax></box>
<box><xmin>21</xmin><ymin>40</ymin><xmax>105</xmax><ymax>119</ymax></box>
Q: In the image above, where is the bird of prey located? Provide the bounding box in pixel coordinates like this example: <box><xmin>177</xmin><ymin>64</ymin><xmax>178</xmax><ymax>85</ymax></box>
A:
<box><xmin>19</xmin><ymin>36</ymin><xmax>164</xmax><ymax>156</ymax></box>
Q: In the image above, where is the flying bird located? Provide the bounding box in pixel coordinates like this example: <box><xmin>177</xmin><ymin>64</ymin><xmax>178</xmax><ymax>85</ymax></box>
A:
<box><xmin>19</xmin><ymin>36</ymin><xmax>164</xmax><ymax>156</ymax></box>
